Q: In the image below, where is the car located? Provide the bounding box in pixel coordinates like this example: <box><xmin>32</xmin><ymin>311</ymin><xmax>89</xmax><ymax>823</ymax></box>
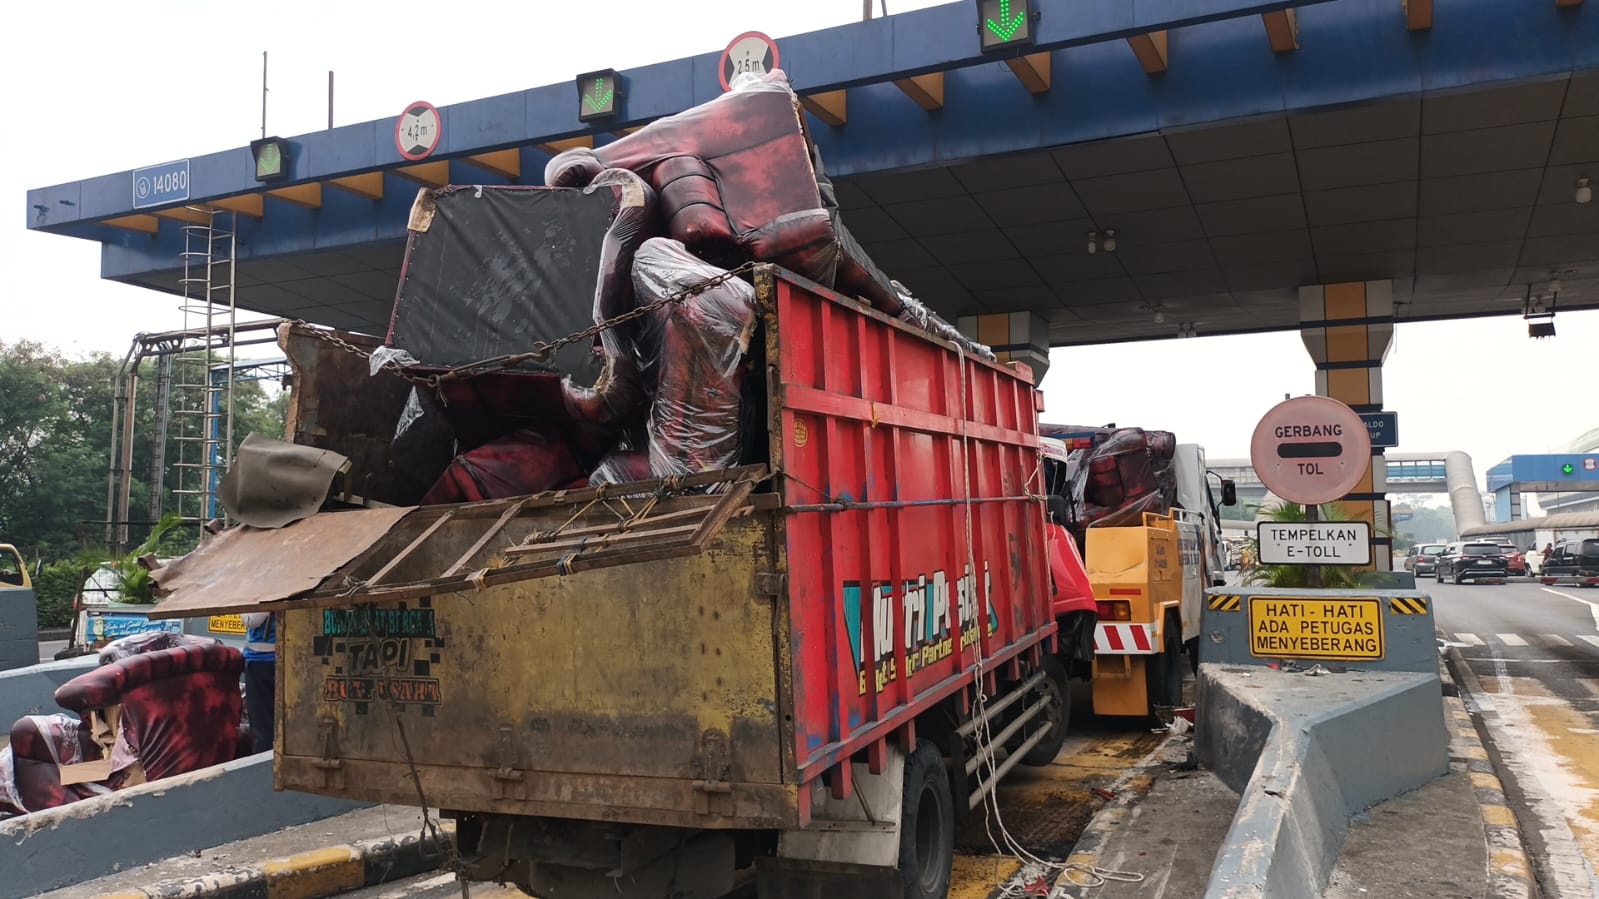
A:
<box><xmin>1486</xmin><ymin>538</ymin><xmax>1526</xmax><ymax>576</ymax></box>
<box><xmin>1404</xmin><ymin>543</ymin><xmax>1447</xmax><ymax>576</ymax></box>
<box><xmin>1435</xmin><ymin>541</ymin><xmax>1510</xmax><ymax>585</ymax></box>
<box><xmin>1541</xmin><ymin>538</ymin><xmax>1599</xmax><ymax>588</ymax></box>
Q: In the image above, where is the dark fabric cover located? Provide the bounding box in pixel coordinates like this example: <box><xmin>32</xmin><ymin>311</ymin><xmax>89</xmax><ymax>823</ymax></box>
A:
<box><xmin>55</xmin><ymin>644</ymin><xmax>245</xmax><ymax>783</ymax></box>
<box><xmin>388</xmin><ymin>185</ymin><xmax>616</xmax><ymax>378</ymax></box>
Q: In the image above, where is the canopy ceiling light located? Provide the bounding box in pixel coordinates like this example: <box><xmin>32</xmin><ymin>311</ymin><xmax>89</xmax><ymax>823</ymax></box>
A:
<box><xmin>1577</xmin><ymin>177</ymin><xmax>1592</xmax><ymax>204</ymax></box>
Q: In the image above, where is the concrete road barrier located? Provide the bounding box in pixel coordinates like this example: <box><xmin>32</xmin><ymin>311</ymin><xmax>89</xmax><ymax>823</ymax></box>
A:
<box><xmin>0</xmin><ymin>753</ymin><xmax>365</xmax><ymax>898</ymax></box>
<box><xmin>0</xmin><ymin>656</ymin><xmax>97</xmax><ymax>727</ymax></box>
<box><xmin>1198</xmin><ymin>666</ymin><xmax>1447</xmax><ymax>898</ymax></box>
<box><xmin>1196</xmin><ymin>587</ymin><xmax>1448</xmax><ymax>898</ymax></box>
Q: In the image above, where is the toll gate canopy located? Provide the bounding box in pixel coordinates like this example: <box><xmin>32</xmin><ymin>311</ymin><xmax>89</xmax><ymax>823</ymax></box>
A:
<box><xmin>24</xmin><ymin>0</ymin><xmax>1599</xmax><ymax>346</ymax></box>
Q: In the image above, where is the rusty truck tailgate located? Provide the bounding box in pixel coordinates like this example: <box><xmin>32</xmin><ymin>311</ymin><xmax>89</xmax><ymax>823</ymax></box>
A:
<box><xmin>275</xmin><ymin>505</ymin><xmax>794</xmax><ymax>828</ymax></box>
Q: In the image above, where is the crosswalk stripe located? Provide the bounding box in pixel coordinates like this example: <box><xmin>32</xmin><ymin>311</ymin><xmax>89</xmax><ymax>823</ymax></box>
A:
<box><xmin>1454</xmin><ymin>633</ymin><xmax>1485</xmax><ymax>646</ymax></box>
<box><xmin>1581</xmin><ymin>635</ymin><xmax>1599</xmax><ymax>648</ymax></box>
<box><xmin>1543</xmin><ymin>634</ymin><xmax>1573</xmax><ymax>646</ymax></box>
<box><xmin>1497</xmin><ymin>634</ymin><xmax>1528</xmax><ymax>646</ymax></box>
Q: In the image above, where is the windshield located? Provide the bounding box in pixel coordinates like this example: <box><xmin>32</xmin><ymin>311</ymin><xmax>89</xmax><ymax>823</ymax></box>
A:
<box><xmin>1421</xmin><ymin>546</ymin><xmax>1444</xmax><ymax>557</ymax></box>
<box><xmin>1461</xmin><ymin>543</ymin><xmax>1501</xmax><ymax>556</ymax></box>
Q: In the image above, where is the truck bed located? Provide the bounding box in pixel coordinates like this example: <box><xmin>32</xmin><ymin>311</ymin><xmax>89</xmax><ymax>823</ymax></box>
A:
<box><xmin>154</xmin><ymin>266</ymin><xmax>1053</xmax><ymax>831</ymax></box>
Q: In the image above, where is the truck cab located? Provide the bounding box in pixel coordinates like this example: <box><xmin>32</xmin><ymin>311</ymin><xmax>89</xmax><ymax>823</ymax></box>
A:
<box><xmin>0</xmin><ymin>544</ymin><xmax>39</xmax><ymax>672</ymax></box>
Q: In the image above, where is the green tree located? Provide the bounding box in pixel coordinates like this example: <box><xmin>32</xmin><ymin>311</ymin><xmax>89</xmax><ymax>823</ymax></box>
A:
<box><xmin>0</xmin><ymin>342</ymin><xmax>285</xmax><ymax>564</ymax></box>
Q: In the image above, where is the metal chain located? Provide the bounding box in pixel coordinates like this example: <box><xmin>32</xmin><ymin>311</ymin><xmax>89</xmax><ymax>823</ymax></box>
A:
<box><xmin>291</xmin><ymin>262</ymin><xmax>758</xmax><ymax>389</ymax></box>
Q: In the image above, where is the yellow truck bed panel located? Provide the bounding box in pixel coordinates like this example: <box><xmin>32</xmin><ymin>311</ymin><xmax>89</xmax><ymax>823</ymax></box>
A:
<box><xmin>278</xmin><ymin>511</ymin><xmax>790</xmax><ymax>826</ymax></box>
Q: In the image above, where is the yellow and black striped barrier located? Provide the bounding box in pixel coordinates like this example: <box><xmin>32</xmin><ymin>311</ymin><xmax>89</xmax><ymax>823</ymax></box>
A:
<box><xmin>1388</xmin><ymin>596</ymin><xmax>1429</xmax><ymax>615</ymax></box>
<box><xmin>1209</xmin><ymin>594</ymin><xmax>1243</xmax><ymax>612</ymax></box>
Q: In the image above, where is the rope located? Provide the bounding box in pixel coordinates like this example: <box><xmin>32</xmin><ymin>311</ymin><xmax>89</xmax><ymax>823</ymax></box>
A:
<box><xmin>956</xmin><ymin>345</ymin><xmax>1145</xmax><ymax>896</ymax></box>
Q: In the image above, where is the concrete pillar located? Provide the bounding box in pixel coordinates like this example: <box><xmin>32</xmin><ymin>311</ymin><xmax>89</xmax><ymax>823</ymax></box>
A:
<box><xmin>958</xmin><ymin>312</ymin><xmax>1051</xmax><ymax>383</ymax></box>
<box><xmin>1299</xmin><ymin>281</ymin><xmax>1393</xmax><ymax>570</ymax></box>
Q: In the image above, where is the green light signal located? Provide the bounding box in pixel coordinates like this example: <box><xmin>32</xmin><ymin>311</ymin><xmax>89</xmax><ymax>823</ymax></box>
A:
<box><xmin>256</xmin><ymin>143</ymin><xmax>282</xmax><ymax>177</ymax></box>
<box><xmin>986</xmin><ymin>0</ymin><xmax>1026</xmax><ymax>41</ymax></box>
<box><xmin>576</xmin><ymin>69</ymin><xmax>620</xmax><ymax>122</ymax></box>
<box><xmin>1563</xmin><ymin>463</ymin><xmax>1576</xmax><ymax>475</ymax></box>
<box><xmin>584</xmin><ymin>78</ymin><xmax>614</xmax><ymax>113</ymax></box>
<box><xmin>978</xmin><ymin>0</ymin><xmax>1033</xmax><ymax>52</ymax></box>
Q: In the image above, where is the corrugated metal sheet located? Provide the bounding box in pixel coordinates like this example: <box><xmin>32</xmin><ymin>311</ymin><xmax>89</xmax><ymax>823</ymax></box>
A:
<box><xmin>148</xmin><ymin>507</ymin><xmax>415</xmax><ymax>619</ymax></box>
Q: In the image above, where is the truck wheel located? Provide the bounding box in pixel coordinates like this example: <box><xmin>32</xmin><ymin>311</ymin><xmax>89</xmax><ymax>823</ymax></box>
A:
<box><xmin>1146</xmin><ymin>616</ymin><xmax>1184</xmax><ymax>712</ymax></box>
<box><xmin>1020</xmin><ymin>655</ymin><xmax>1070</xmax><ymax>766</ymax></box>
<box><xmin>900</xmin><ymin>740</ymin><xmax>954</xmax><ymax>899</ymax></box>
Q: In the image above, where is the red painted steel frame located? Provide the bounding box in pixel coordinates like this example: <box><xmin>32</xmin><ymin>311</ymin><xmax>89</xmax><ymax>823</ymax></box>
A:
<box><xmin>768</xmin><ymin>272</ymin><xmax>1055</xmax><ymax>793</ymax></box>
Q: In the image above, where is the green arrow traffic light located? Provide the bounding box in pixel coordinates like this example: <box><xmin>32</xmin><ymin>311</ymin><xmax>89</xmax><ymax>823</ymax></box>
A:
<box><xmin>576</xmin><ymin>70</ymin><xmax>620</xmax><ymax>122</ymax></box>
<box><xmin>1563</xmin><ymin>463</ymin><xmax>1576</xmax><ymax>475</ymax></box>
<box><xmin>978</xmin><ymin>0</ymin><xmax>1034</xmax><ymax>51</ymax></box>
<box><xmin>986</xmin><ymin>0</ymin><xmax>1026</xmax><ymax>40</ymax></box>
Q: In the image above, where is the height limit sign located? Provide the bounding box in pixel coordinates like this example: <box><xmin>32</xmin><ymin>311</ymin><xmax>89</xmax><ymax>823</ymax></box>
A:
<box><xmin>1249</xmin><ymin>396</ymin><xmax>1372</xmax><ymax>506</ymax></box>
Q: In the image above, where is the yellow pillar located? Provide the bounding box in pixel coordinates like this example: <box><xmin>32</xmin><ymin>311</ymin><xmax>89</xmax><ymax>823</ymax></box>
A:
<box><xmin>958</xmin><ymin>312</ymin><xmax>1051</xmax><ymax>383</ymax></box>
<box><xmin>1299</xmin><ymin>281</ymin><xmax>1393</xmax><ymax>571</ymax></box>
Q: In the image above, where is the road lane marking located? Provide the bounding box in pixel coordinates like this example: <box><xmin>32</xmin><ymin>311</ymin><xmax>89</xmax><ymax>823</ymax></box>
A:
<box><xmin>1455</xmin><ymin>633</ymin><xmax>1485</xmax><ymax>646</ymax></box>
<box><xmin>1580</xmin><ymin>635</ymin><xmax>1599</xmax><ymax>649</ymax></box>
<box><xmin>1543</xmin><ymin>587</ymin><xmax>1599</xmax><ymax>631</ymax></box>
<box><xmin>1543</xmin><ymin>634</ymin><xmax>1573</xmax><ymax>646</ymax></box>
<box><xmin>1498</xmin><ymin>634</ymin><xmax>1529</xmax><ymax>647</ymax></box>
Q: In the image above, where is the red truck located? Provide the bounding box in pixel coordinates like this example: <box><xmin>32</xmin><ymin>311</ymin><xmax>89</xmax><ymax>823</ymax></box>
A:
<box><xmin>154</xmin><ymin>265</ymin><xmax>1097</xmax><ymax>899</ymax></box>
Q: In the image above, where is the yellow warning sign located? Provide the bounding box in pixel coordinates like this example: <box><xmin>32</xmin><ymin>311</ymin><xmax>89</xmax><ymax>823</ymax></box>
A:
<box><xmin>1248</xmin><ymin>596</ymin><xmax>1383</xmax><ymax>660</ymax></box>
<box><xmin>208</xmin><ymin>614</ymin><xmax>246</xmax><ymax>635</ymax></box>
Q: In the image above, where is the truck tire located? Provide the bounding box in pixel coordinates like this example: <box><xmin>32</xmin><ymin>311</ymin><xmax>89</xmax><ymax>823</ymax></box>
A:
<box><xmin>1020</xmin><ymin>655</ymin><xmax>1071</xmax><ymax>766</ymax></box>
<box><xmin>900</xmin><ymin>740</ymin><xmax>955</xmax><ymax>899</ymax></box>
<box><xmin>1146</xmin><ymin>615</ymin><xmax>1184</xmax><ymax>713</ymax></box>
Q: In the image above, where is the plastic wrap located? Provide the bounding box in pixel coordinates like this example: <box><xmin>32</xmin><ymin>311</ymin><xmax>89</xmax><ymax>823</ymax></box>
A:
<box><xmin>891</xmin><ymin>280</ymin><xmax>996</xmax><ymax>361</ymax></box>
<box><xmin>369</xmin><ymin>347</ymin><xmax>431</xmax><ymax>445</ymax></box>
<box><xmin>98</xmin><ymin>631</ymin><xmax>219</xmax><ymax>665</ymax></box>
<box><xmin>420</xmin><ymin>428</ymin><xmax>585</xmax><ymax>504</ymax></box>
<box><xmin>1068</xmin><ymin>428</ymin><xmax>1179</xmax><ymax>532</ymax></box>
<box><xmin>588</xmin><ymin>447</ymin><xmax>653</xmax><ymax>487</ymax></box>
<box><xmin>561</xmin><ymin>169</ymin><xmax>660</xmax><ymax>430</ymax></box>
<box><xmin>0</xmin><ymin>715</ymin><xmax>106</xmax><ymax>816</ymax></box>
<box><xmin>632</xmin><ymin>238</ymin><xmax>757</xmax><ymax>480</ymax></box>
<box><xmin>540</xmin><ymin>71</ymin><xmax>980</xmax><ymax>353</ymax></box>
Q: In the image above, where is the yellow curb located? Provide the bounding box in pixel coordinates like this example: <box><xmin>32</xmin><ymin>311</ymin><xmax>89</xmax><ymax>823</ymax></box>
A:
<box><xmin>1480</xmin><ymin>804</ymin><xmax>1518</xmax><ymax>828</ymax></box>
<box><xmin>1459</xmin><ymin>744</ymin><xmax>1489</xmax><ymax>761</ymax></box>
<box><xmin>1490</xmin><ymin>847</ymin><xmax>1531</xmax><ymax>876</ymax></box>
<box><xmin>262</xmin><ymin>846</ymin><xmax>365</xmax><ymax>899</ymax></box>
<box><xmin>1470</xmin><ymin>771</ymin><xmax>1503</xmax><ymax>792</ymax></box>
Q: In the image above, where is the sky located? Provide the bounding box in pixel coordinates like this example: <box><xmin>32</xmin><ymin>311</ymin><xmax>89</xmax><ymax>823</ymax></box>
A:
<box><xmin>2</xmin><ymin>1</ymin><xmax>1596</xmax><ymax>489</ymax></box>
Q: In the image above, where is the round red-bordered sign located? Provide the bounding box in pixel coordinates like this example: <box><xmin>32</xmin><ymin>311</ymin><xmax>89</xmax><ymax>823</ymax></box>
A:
<box><xmin>394</xmin><ymin>101</ymin><xmax>442</xmax><ymax>161</ymax></box>
<box><xmin>719</xmin><ymin>31</ymin><xmax>780</xmax><ymax>92</ymax></box>
<box><xmin>1249</xmin><ymin>396</ymin><xmax>1372</xmax><ymax>506</ymax></box>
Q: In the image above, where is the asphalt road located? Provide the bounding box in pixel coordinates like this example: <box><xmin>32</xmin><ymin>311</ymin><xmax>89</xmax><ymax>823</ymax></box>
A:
<box><xmin>1434</xmin><ymin>577</ymin><xmax>1599</xmax><ymax>896</ymax></box>
<box><xmin>325</xmin><ymin>685</ymin><xmax>1171</xmax><ymax>899</ymax></box>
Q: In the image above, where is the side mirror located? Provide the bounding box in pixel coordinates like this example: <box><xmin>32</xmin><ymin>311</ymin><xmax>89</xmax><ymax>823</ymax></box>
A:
<box><xmin>1221</xmin><ymin>480</ymin><xmax>1237</xmax><ymax>507</ymax></box>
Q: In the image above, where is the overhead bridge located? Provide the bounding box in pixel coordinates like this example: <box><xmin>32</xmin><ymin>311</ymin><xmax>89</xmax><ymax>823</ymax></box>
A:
<box><xmin>1213</xmin><ymin>451</ymin><xmax>1486</xmax><ymax>534</ymax></box>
